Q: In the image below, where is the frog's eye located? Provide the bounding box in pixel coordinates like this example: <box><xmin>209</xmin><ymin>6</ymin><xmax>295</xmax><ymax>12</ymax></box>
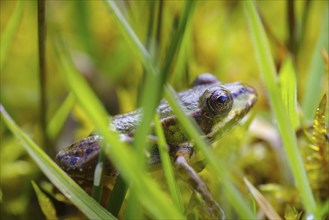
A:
<box><xmin>207</xmin><ymin>89</ymin><xmax>233</xmax><ymax>115</ymax></box>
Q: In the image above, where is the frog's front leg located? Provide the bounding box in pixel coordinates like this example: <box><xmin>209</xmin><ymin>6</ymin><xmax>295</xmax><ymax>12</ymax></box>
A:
<box><xmin>174</xmin><ymin>145</ymin><xmax>225</xmax><ymax>220</ymax></box>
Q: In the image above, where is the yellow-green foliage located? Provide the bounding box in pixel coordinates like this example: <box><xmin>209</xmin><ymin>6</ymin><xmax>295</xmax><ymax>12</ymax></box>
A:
<box><xmin>1</xmin><ymin>1</ymin><xmax>328</xmax><ymax>219</ymax></box>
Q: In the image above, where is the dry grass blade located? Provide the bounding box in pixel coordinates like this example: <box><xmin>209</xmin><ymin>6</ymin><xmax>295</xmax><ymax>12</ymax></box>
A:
<box><xmin>244</xmin><ymin>177</ymin><xmax>281</xmax><ymax>220</ymax></box>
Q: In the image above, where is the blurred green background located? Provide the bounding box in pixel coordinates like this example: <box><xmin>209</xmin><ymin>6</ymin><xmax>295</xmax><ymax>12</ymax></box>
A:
<box><xmin>1</xmin><ymin>0</ymin><xmax>328</xmax><ymax>219</ymax></box>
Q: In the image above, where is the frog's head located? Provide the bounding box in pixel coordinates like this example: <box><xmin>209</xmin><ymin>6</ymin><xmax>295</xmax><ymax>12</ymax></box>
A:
<box><xmin>193</xmin><ymin>79</ymin><xmax>257</xmax><ymax>142</ymax></box>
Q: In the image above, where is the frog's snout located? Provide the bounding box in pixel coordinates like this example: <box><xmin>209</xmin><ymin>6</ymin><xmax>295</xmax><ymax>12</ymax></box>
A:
<box><xmin>245</xmin><ymin>84</ymin><xmax>257</xmax><ymax>101</ymax></box>
<box><xmin>242</xmin><ymin>85</ymin><xmax>257</xmax><ymax>111</ymax></box>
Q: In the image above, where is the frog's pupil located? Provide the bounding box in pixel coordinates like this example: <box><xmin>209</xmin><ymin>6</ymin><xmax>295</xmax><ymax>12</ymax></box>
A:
<box><xmin>217</xmin><ymin>95</ymin><xmax>227</xmax><ymax>103</ymax></box>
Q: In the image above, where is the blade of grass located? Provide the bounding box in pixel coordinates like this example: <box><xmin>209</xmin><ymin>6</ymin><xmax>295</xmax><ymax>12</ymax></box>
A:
<box><xmin>295</xmin><ymin>0</ymin><xmax>311</xmax><ymax>54</ymax></box>
<box><xmin>279</xmin><ymin>57</ymin><xmax>299</xmax><ymax>130</ymax></box>
<box><xmin>286</xmin><ymin>0</ymin><xmax>296</xmax><ymax>54</ymax></box>
<box><xmin>0</xmin><ymin>104</ymin><xmax>115</xmax><ymax>220</ymax></box>
<box><xmin>111</xmin><ymin>2</ymin><xmax>163</xmax><ymax>216</ymax></box>
<box><xmin>0</xmin><ymin>0</ymin><xmax>23</xmax><ymax>69</ymax></box>
<box><xmin>244</xmin><ymin>178</ymin><xmax>281</xmax><ymax>220</ymax></box>
<box><xmin>154</xmin><ymin>114</ymin><xmax>184</xmax><ymax>212</ymax></box>
<box><xmin>104</xmin><ymin>1</ymin><xmax>158</xmax><ymax>174</ymax></box>
<box><xmin>244</xmin><ymin>0</ymin><xmax>316</xmax><ymax>215</ymax></box>
<box><xmin>31</xmin><ymin>181</ymin><xmax>58</xmax><ymax>220</ymax></box>
<box><xmin>73</xmin><ymin>1</ymin><xmax>97</xmax><ymax>58</ymax></box>
<box><xmin>107</xmin><ymin>175</ymin><xmax>128</xmax><ymax>217</ymax></box>
<box><xmin>46</xmin><ymin>93</ymin><xmax>74</xmax><ymax>141</ymax></box>
<box><xmin>54</xmin><ymin>38</ymin><xmax>184</xmax><ymax>219</ymax></box>
<box><xmin>318</xmin><ymin>200</ymin><xmax>329</xmax><ymax>219</ymax></box>
<box><xmin>37</xmin><ymin>0</ymin><xmax>49</xmax><ymax>154</ymax></box>
<box><xmin>124</xmin><ymin>190</ymin><xmax>141</xmax><ymax>219</ymax></box>
<box><xmin>145</xmin><ymin>0</ymin><xmax>156</xmax><ymax>52</ymax></box>
<box><xmin>103</xmin><ymin>0</ymin><xmax>155</xmax><ymax>76</ymax></box>
<box><xmin>302</xmin><ymin>9</ymin><xmax>329</xmax><ymax>121</ymax></box>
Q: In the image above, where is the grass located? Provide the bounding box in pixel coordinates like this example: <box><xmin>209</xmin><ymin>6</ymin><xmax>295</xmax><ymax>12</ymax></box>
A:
<box><xmin>301</xmin><ymin>10</ymin><xmax>329</xmax><ymax>121</ymax></box>
<box><xmin>0</xmin><ymin>0</ymin><xmax>23</xmax><ymax>69</ymax></box>
<box><xmin>1</xmin><ymin>1</ymin><xmax>328</xmax><ymax>219</ymax></box>
<box><xmin>244</xmin><ymin>1</ymin><xmax>317</xmax><ymax>215</ymax></box>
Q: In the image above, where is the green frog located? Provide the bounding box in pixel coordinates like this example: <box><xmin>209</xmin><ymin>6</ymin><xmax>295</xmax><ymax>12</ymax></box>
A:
<box><xmin>56</xmin><ymin>73</ymin><xmax>257</xmax><ymax>219</ymax></box>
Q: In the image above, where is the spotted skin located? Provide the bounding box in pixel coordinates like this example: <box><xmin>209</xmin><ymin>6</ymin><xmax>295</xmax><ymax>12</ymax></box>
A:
<box><xmin>56</xmin><ymin>73</ymin><xmax>257</xmax><ymax>185</ymax></box>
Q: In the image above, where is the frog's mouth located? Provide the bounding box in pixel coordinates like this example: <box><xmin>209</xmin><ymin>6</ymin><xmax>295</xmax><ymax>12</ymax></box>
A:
<box><xmin>206</xmin><ymin>84</ymin><xmax>257</xmax><ymax>142</ymax></box>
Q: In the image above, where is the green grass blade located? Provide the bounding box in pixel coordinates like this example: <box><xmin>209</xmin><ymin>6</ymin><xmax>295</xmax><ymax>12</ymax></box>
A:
<box><xmin>159</xmin><ymin>1</ymin><xmax>196</xmax><ymax>84</ymax></box>
<box><xmin>302</xmin><ymin>9</ymin><xmax>329</xmax><ymax>120</ymax></box>
<box><xmin>279</xmin><ymin>57</ymin><xmax>299</xmax><ymax>130</ymax></box>
<box><xmin>31</xmin><ymin>181</ymin><xmax>58</xmax><ymax>220</ymax></box>
<box><xmin>124</xmin><ymin>191</ymin><xmax>142</xmax><ymax>219</ymax></box>
<box><xmin>0</xmin><ymin>0</ymin><xmax>23</xmax><ymax>69</ymax></box>
<box><xmin>0</xmin><ymin>105</ymin><xmax>115</xmax><ymax>220</ymax></box>
<box><xmin>37</xmin><ymin>0</ymin><xmax>49</xmax><ymax>154</ymax></box>
<box><xmin>46</xmin><ymin>93</ymin><xmax>74</xmax><ymax>141</ymax></box>
<box><xmin>104</xmin><ymin>0</ymin><xmax>159</xmax><ymax>173</ymax></box>
<box><xmin>53</xmin><ymin>39</ymin><xmax>184</xmax><ymax>219</ymax></box>
<box><xmin>154</xmin><ymin>114</ymin><xmax>184</xmax><ymax>212</ymax></box>
<box><xmin>107</xmin><ymin>175</ymin><xmax>128</xmax><ymax>217</ymax></box>
<box><xmin>73</xmin><ymin>1</ymin><xmax>97</xmax><ymax>58</ymax></box>
<box><xmin>103</xmin><ymin>0</ymin><xmax>154</xmax><ymax>75</ymax></box>
<box><xmin>318</xmin><ymin>200</ymin><xmax>329</xmax><ymax>219</ymax></box>
<box><xmin>244</xmin><ymin>0</ymin><xmax>316</xmax><ymax>214</ymax></box>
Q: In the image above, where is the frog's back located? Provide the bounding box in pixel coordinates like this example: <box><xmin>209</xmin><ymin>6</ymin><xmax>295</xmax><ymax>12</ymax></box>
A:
<box><xmin>111</xmin><ymin>84</ymin><xmax>217</xmax><ymax>135</ymax></box>
<box><xmin>111</xmin><ymin>109</ymin><xmax>142</xmax><ymax>135</ymax></box>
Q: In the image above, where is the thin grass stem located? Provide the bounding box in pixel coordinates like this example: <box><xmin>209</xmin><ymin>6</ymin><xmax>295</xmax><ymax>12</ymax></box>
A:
<box><xmin>244</xmin><ymin>1</ymin><xmax>317</xmax><ymax>215</ymax></box>
<box><xmin>37</xmin><ymin>0</ymin><xmax>50</xmax><ymax>154</ymax></box>
<box><xmin>107</xmin><ymin>175</ymin><xmax>128</xmax><ymax>217</ymax></box>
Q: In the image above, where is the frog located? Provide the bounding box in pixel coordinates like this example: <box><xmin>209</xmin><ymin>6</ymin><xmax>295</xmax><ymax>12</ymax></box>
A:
<box><xmin>55</xmin><ymin>73</ymin><xmax>257</xmax><ymax>219</ymax></box>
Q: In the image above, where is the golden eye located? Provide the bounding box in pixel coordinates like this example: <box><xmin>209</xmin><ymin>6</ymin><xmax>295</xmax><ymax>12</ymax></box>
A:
<box><xmin>207</xmin><ymin>88</ymin><xmax>233</xmax><ymax>115</ymax></box>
